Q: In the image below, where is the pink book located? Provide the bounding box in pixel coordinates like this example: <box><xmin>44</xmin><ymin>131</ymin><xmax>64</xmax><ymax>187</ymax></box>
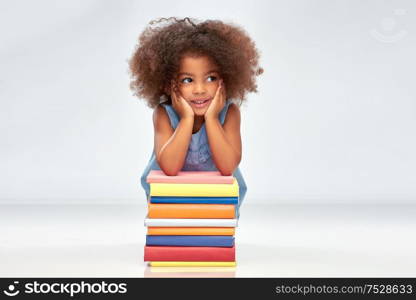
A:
<box><xmin>146</xmin><ymin>170</ymin><xmax>234</xmax><ymax>184</ymax></box>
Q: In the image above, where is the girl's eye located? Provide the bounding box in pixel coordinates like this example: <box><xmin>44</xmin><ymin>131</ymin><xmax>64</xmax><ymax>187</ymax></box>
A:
<box><xmin>181</xmin><ymin>77</ymin><xmax>193</xmax><ymax>84</ymax></box>
<box><xmin>207</xmin><ymin>76</ymin><xmax>217</xmax><ymax>82</ymax></box>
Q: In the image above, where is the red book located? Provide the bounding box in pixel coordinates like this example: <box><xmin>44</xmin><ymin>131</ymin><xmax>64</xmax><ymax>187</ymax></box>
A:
<box><xmin>144</xmin><ymin>245</ymin><xmax>235</xmax><ymax>262</ymax></box>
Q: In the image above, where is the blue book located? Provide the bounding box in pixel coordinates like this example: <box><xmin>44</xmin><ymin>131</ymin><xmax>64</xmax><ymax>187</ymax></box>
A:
<box><xmin>146</xmin><ymin>235</ymin><xmax>235</xmax><ymax>247</ymax></box>
<box><xmin>150</xmin><ymin>196</ymin><xmax>238</xmax><ymax>204</ymax></box>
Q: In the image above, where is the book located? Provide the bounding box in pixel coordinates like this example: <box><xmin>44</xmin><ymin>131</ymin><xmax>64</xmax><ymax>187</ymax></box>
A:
<box><xmin>146</xmin><ymin>235</ymin><xmax>235</xmax><ymax>247</ymax></box>
<box><xmin>144</xmin><ymin>266</ymin><xmax>236</xmax><ymax>277</ymax></box>
<box><xmin>148</xmin><ymin>262</ymin><xmax>237</xmax><ymax>267</ymax></box>
<box><xmin>144</xmin><ymin>245</ymin><xmax>235</xmax><ymax>262</ymax></box>
<box><xmin>144</xmin><ymin>218</ymin><xmax>238</xmax><ymax>227</ymax></box>
<box><xmin>150</xmin><ymin>179</ymin><xmax>239</xmax><ymax>197</ymax></box>
<box><xmin>148</xmin><ymin>203</ymin><xmax>235</xmax><ymax>219</ymax></box>
<box><xmin>150</xmin><ymin>196</ymin><xmax>238</xmax><ymax>204</ymax></box>
<box><xmin>147</xmin><ymin>170</ymin><xmax>234</xmax><ymax>184</ymax></box>
<box><xmin>147</xmin><ymin>227</ymin><xmax>235</xmax><ymax>236</ymax></box>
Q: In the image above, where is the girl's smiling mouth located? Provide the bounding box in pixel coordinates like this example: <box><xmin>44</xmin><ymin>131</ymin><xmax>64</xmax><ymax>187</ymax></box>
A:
<box><xmin>190</xmin><ymin>98</ymin><xmax>211</xmax><ymax>108</ymax></box>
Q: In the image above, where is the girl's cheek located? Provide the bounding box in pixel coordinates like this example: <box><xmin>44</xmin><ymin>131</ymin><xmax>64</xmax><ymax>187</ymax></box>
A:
<box><xmin>179</xmin><ymin>86</ymin><xmax>192</xmax><ymax>99</ymax></box>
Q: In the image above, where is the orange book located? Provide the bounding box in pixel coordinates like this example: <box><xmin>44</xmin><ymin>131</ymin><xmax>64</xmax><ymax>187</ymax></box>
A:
<box><xmin>148</xmin><ymin>203</ymin><xmax>235</xmax><ymax>219</ymax></box>
<box><xmin>147</xmin><ymin>227</ymin><xmax>235</xmax><ymax>236</ymax></box>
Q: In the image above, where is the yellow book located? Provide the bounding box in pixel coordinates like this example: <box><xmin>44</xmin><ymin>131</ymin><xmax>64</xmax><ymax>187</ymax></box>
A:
<box><xmin>150</xmin><ymin>179</ymin><xmax>239</xmax><ymax>197</ymax></box>
<box><xmin>144</xmin><ymin>267</ymin><xmax>236</xmax><ymax>277</ymax></box>
<box><xmin>147</xmin><ymin>227</ymin><xmax>235</xmax><ymax>236</ymax></box>
<box><xmin>149</xmin><ymin>261</ymin><xmax>237</xmax><ymax>267</ymax></box>
<box><xmin>148</xmin><ymin>266</ymin><xmax>236</xmax><ymax>273</ymax></box>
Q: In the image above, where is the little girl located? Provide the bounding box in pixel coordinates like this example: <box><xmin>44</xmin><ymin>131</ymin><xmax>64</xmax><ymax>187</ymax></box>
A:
<box><xmin>128</xmin><ymin>17</ymin><xmax>263</xmax><ymax>217</ymax></box>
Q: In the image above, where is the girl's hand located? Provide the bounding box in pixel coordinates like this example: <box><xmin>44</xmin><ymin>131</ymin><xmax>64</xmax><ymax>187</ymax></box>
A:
<box><xmin>205</xmin><ymin>80</ymin><xmax>226</xmax><ymax>120</ymax></box>
<box><xmin>171</xmin><ymin>83</ymin><xmax>194</xmax><ymax>120</ymax></box>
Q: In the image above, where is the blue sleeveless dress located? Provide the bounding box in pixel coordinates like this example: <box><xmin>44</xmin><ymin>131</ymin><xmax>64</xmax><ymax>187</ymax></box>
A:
<box><xmin>140</xmin><ymin>99</ymin><xmax>247</xmax><ymax>218</ymax></box>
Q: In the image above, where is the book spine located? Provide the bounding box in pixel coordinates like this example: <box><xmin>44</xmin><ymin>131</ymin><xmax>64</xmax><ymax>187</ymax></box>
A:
<box><xmin>148</xmin><ymin>204</ymin><xmax>235</xmax><ymax>219</ymax></box>
<box><xmin>146</xmin><ymin>235</ymin><xmax>235</xmax><ymax>247</ymax></box>
<box><xmin>144</xmin><ymin>246</ymin><xmax>235</xmax><ymax>262</ymax></box>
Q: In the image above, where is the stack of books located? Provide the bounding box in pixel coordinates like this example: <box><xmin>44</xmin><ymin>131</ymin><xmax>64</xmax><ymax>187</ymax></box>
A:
<box><xmin>144</xmin><ymin>170</ymin><xmax>239</xmax><ymax>267</ymax></box>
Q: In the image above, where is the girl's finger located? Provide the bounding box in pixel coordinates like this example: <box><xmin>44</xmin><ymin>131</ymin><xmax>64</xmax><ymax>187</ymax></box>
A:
<box><xmin>180</xmin><ymin>96</ymin><xmax>189</xmax><ymax>107</ymax></box>
<box><xmin>214</xmin><ymin>84</ymin><xmax>221</xmax><ymax>100</ymax></box>
<box><xmin>172</xmin><ymin>89</ymin><xmax>179</xmax><ymax>104</ymax></box>
<box><xmin>179</xmin><ymin>94</ymin><xmax>186</xmax><ymax>102</ymax></box>
<box><xmin>170</xmin><ymin>85</ymin><xmax>175</xmax><ymax>98</ymax></box>
<box><xmin>171</xmin><ymin>82</ymin><xmax>179</xmax><ymax>102</ymax></box>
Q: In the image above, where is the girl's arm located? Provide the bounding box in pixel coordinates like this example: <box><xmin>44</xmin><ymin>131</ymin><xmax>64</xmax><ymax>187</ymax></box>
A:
<box><xmin>205</xmin><ymin>103</ymin><xmax>242</xmax><ymax>175</ymax></box>
<box><xmin>153</xmin><ymin>106</ymin><xmax>193</xmax><ymax>175</ymax></box>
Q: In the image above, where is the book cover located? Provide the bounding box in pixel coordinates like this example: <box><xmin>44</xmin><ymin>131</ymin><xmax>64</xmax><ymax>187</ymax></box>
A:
<box><xmin>148</xmin><ymin>203</ymin><xmax>235</xmax><ymax>219</ymax></box>
<box><xmin>150</xmin><ymin>196</ymin><xmax>238</xmax><ymax>205</ymax></box>
<box><xmin>147</xmin><ymin>227</ymin><xmax>235</xmax><ymax>236</ymax></box>
<box><xmin>148</xmin><ymin>261</ymin><xmax>236</xmax><ymax>267</ymax></box>
<box><xmin>144</xmin><ymin>245</ymin><xmax>235</xmax><ymax>262</ymax></box>
<box><xmin>144</xmin><ymin>218</ymin><xmax>238</xmax><ymax>227</ymax></box>
<box><xmin>150</xmin><ymin>179</ymin><xmax>239</xmax><ymax>197</ymax></box>
<box><xmin>146</xmin><ymin>235</ymin><xmax>235</xmax><ymax>247</ymax></box>
<box><xmin>147</xmin><ymin>170</ymin><xmax>234</xmax><ymax>184</ymax></box>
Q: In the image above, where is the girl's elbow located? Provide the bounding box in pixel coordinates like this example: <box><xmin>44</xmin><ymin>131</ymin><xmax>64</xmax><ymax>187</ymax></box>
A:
<box><xmin>217</xmin><ymin>157</ymin><xmax>240</xmax><ymax>176</ymax></box>
<box><xmin>218</xmin><ymin>164</ymin><xmax>237</xmax><ymax>176</ymax></box>
<box><xmin>164</xmin><ymin>170</ymin><xmax>179</xmax><ymax>176</ymax></box>
<box><xmin>158</xmin><ymin>163</ymin><xmax>180</xmax><ymax>176</ymax></box>
<box><xmin>219</xmin><ymin>170</ymin><xmax>233</xmax><ymax>176</ymax></box>
<box><xmin>157</xmin><ymin>158</ymin><xmax>181</xmax><ymax>176</ymax></box>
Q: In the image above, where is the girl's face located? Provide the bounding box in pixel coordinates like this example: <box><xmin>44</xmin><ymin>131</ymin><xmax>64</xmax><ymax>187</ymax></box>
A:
<box><xmin>175</xmin><ymin>54</ymin><xmax>221</xmax><ymax>116</ymax></box>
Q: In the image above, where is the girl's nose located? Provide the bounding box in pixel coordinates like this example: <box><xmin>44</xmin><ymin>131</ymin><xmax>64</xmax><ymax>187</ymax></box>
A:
<box><xmin>192</xmin><ymin>82</ymin><xmax>206</xmax><ymax>95</ymax></box>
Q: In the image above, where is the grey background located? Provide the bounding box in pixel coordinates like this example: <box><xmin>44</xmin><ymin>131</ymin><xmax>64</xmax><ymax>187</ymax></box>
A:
<box><xmin>1</xmin><ymin>0</ymin><xmax>415</xmax><ymax>204</ymax></box>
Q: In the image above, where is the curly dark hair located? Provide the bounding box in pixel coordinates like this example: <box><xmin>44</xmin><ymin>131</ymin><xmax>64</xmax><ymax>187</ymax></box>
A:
<box><xmin>128</xmin><ymin>17</ymin><xmax>263</xmax><ymax>108</ymax></box>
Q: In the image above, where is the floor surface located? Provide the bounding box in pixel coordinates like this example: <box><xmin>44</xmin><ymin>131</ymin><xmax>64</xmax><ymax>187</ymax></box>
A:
<box><xmin>1</xmin><ymin>203</ymin><xmax>415</xmax><ymax>277</ymax></box>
